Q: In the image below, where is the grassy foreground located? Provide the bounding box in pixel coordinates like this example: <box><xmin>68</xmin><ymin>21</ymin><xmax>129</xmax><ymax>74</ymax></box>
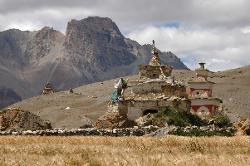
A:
<box><xmin>0</xmin><ymin>136</ymin><xmax>249</xmax><ymax>166</ymax></box>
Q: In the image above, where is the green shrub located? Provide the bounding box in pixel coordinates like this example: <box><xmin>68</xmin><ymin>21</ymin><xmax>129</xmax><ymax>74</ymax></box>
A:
<box><xmin>213</xmin><ymin>114</ymin><xmax>231</xmax><ymax>128</ymax></box>
<box><xmin>152</xmin><ymin>106</ymin><xmax>205</xmax><ymax>127</ymax></box>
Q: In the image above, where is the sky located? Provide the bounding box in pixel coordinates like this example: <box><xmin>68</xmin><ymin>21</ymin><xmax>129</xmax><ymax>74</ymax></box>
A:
<box><xmin>0</xmin><ymin>0</ymin><xmax>249</xmax><ymax>71</ymax></box>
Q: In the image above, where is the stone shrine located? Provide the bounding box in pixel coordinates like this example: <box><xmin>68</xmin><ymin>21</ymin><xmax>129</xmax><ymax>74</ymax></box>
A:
<box><xmin>186</xmin><ymin>63</ymin><xmax>223</xmax><ymax>117</ymax></box>
<box><xmin>42</xmin><ymin>82</ymin><xmax>55</xmax><ymax>95</ymax></box>
<box><xmin>108</xmin><ymin>41</ymin><xmax>190</xmax><ymax>120</ymax></box>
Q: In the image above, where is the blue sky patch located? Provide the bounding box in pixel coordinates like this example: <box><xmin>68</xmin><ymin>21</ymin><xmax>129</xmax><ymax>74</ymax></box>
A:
<box><xmin>162</xmin><ymin>22</ymin><xmax>180</xmax><ymax>28</ymax></box>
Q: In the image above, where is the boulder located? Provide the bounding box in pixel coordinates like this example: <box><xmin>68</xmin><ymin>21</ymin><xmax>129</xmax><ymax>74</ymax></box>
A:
<box><xmin>135</xmin><ymin>113</ymin><xmax>154</xmax><ymax>127</ymax></box>
<box><xmin>94</xmin><ymin>112</ymin><xmax>136</xmax><ymax>129</ymax></box>
<box><xmin>149</xmin><ymin>125</ymin><xmax>177</xmax><ymax>137</ymax></box>
<box><xmin>234</xmin><ymin>118</ymin><xmax>250</xmax><ymax>136</ymax></box>
<box><xmin>79</xmin><ymin>117</ymin><xmax>93</xmax><ymax>128</ymax></box>
<box><xmin>0</xmin><ymin>108</ymin><xmax>52</xmax><ymax>131</ymax></box>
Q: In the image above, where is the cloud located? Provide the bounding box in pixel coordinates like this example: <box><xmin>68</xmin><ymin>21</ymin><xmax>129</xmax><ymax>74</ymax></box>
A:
<box><xmin>0</xmin><ymin>0</ymin><xmax>249</xmax><ymax>70</ymax></box>
<box><xmin>128</xmin><ymin>25</ymin><xmax>250</xmax><ymax>71</ymax></box>
<box><xmin>1</xmin><ymin>0</ymin><xmax>250</xmax><ymax>31</ymax></box>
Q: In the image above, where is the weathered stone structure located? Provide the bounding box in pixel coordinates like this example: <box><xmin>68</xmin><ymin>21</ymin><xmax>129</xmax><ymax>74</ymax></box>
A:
<box><xmin>187</xmin><ymin>63</ymin><xmax>223</xmax><ymax>117</ymax></box>
<box><xmin>107</xmin><ymin>41</ymin><xmax>190</xmax><ymax>121</ymax></box>
<box><xmin>42</xmin><ymin>82</ymin><xmax>55</xmax><ymax>95</ymax></box>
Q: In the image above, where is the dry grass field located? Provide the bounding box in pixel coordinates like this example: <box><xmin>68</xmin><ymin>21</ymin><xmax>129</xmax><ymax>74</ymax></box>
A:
<box><xmin>0</xmin><ymin>136</ymin><xmax>249</xmax><ymax>166</ymax></box>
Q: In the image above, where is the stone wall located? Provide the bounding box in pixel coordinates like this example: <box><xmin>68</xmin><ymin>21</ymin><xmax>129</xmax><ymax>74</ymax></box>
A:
<box><xmin>132</xmin><ymin>81</ymin><xmax>163</xmax><ymax>94</ymax></box>
<box><xmin>0</xmin><ymin>125</ymin><xmax>236</xmax><ymax>137</ymax></box>
<box><xmin>131</xmin><ymin>80</ymin><xmax>186</xmax><ymax>98</ymax></box>
<box><xmin>162</xmin><ymin>84</ymin><xmax>187</xmax><ymax>98</ymax></box>
<box><xmin>107</xmin><ymin>102</ymin><xmax>128</xmax><ymax>117</ymax></box>
<box><xmin>0</xmin><ymin>126</ymin><xmax>159</xmax><ymax>136</ymax></box>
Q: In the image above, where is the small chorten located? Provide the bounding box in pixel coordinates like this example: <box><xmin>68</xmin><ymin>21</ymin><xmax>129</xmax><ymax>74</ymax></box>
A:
<box><xmin>187</xmin><ymin>63</ymin><xmax>223</xmax><ymax>117</ymax></box>
<box><xmin>42</xmin><ymin>82</ymin><xmax>55</xmax><ymax>95</ymax></box>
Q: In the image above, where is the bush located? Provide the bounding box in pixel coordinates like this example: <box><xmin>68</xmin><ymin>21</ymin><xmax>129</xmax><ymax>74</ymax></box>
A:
<box><xmin>213</xmin><ymin>114</ymin><xmax>231</xmax><ymax>128</ymax></box>
<box><xmin>152</xmin><ymin>106</ymin><xmax>205</xmax><ymax>127</ymax></box>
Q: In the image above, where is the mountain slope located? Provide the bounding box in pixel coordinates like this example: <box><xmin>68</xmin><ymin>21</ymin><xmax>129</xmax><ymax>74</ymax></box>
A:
<box><xmin>0</xmin><ymin>86</ymin><xmax>22</xmax><ymax>108</ymax></box>
<box><xmin>0</xmin><ymin>16</ymin><xmax>188</xmax><ymax>108</ymax></box>
<box><xmin>9</xmin><ymin>66</ymin><xmax>250</xmax><ymax>128</ymax></box>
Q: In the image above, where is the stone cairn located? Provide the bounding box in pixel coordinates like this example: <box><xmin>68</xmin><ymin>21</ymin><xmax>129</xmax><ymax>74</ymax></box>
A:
<box><xmin>42</xmin><ymin>82</ymin><xmax>55</xmax><ymax>95</ymax></box>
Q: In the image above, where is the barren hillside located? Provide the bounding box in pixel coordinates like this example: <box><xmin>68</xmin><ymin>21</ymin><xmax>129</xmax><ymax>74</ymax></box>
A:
<box><xmin>8</xmin><ymin>66</ymin><xmax>250</xmax><ymax>128</ymax></box>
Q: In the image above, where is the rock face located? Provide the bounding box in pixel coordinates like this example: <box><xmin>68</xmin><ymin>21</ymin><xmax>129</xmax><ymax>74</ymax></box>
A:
<box><xmin>0</xmin><ymin>87</ymin><xmax>22</xmax><ymax>108</ymax></box>
<box><xmin>0</xmin><ymin>108</ymin><xmax>52</xmax><ymax>131</ymax></box>
<box><xmin>64</xmin><ymin>17</ymin><xmax>136</xmax><ymax>73</ymax></box>
<box><xmin>0</xmin><ymin>16</ymin><xmax>188</xmax><ymax>108</ymax></box>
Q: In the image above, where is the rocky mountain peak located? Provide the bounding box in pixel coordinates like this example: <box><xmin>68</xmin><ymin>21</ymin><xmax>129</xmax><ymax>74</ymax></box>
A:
<box><xmin>64</xmin><ymin>16</ymin><xmax>136</xmax><ymax>73</ymax></box>
<box><xmin>0</xmin><ymin>29</ymin><xmax>33</xmax><ymax>68</ymax></box>
<box><xmin>25</xmin><ymin>26</ymin><xmax>65</xmax><ymax>63</ymax></box>
<box><xmin>68</xmin><ymin>17</ymin><xmax>122</xmax><ymax>36</ymax></box>
<box><xmin>40</xmin><ymin>26</ymin><xmax>53</xmax><ymax>31</ymax></box>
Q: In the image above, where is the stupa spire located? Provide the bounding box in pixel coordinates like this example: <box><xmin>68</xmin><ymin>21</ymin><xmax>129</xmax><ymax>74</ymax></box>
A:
<box><xmin>149</xmin><ymin>40</ymin><xmax>161</xmax><ymax>66</ymax></box>
<box><xmin>195</xmin><ymin>62</ymin><xmax>209</xmax><ymax>81</ymax></box>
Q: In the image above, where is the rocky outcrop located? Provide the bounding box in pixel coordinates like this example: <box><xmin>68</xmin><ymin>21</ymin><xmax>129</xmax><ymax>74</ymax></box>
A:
<box><xmin>0</xmin><ymin>108</ymin><xmax>52</xmax><ymax>131</ymax></box>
